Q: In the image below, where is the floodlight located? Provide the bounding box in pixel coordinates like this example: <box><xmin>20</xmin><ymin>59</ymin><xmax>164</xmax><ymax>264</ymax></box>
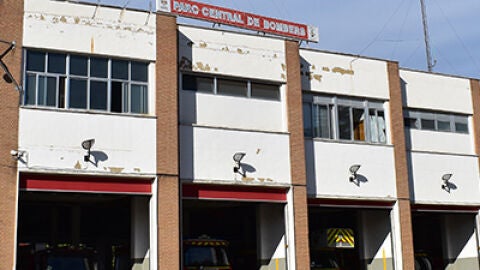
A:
<box><xmin>0</xmin><ymin>40</ymin><xmax>22</xmax><ymax>91</ymax></box>
<box><xmin>441</xmin><ymin>173</ymin><xmax>453</xmax><ymax>191</ymax></box>
<box><xmin>233</xmin><ymin>152</ymin><xmax>246</xmax><ymax>176</ymax></box>
<box><xmin>349</xmin><ymin>164</ymin><xmax>361</xmax><ymax>182</ymax></box>
<box><xmin>233</xmin><ymin>152</ymin><xmax>246</xmax><ymax>163</ymax></box>
<box><xmin>82</xmin><ymin>139</ymin><xmax>95</xmax><ymax>162</ymax></box>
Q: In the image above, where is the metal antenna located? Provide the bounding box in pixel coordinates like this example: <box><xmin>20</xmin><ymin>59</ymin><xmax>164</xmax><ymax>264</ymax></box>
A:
<box><xmin>420</xmin><ymin>0</ymin><xmax>434</xmax><ymax>72</ymax></box>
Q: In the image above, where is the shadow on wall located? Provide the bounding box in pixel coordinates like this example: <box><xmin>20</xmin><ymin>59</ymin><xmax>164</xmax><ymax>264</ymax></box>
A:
<box><xmin>350</xmin><ymin>174</ymin><xmax>368</xmax><ymax>187</ymax></box>
<box><xmin>178</xmin><ymin>31</ymin><xmax>196</xmax><ymax>182</ymax></box>
<box><xmin>301</xmin><ymin>56</ymin><xmax>318</xmax><ymax>195</ymax></box>
<box><xmin>90</xmin><ymin>150</ymin><xmax>108</xmax><ymax>167</ymax></box>
<box><xmin>361</xmin><ymin>210</ymin><xmax>392</xmax><ymax>268</ymax></box>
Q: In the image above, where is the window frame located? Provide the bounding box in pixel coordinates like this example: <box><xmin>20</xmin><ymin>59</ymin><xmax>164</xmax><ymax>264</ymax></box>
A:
<box><xmin>404</xmin><ymin>109</ymin><xmax>469</xmax><ymax>134</ymax></box>
<box><xmin>303</xmin><ymin>95</ymin><xmax>387</xmax><ymax>144</ymax></box>
<box><xmin>181</xmin><ymin>72</ymin><xmax>281</xmax><ymax>101</ymax></box>
<box><xmin>23</xmin><ymin>50</ymin><xmax>150</xmax><ymax>115</ymax></box>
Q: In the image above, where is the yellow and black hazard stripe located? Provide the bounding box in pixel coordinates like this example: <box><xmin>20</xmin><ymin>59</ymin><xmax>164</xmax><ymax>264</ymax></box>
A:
<box><xmin>327</xmin><ymin>228</ymin><xmax>354</xmax><ymax>248</ymax></box>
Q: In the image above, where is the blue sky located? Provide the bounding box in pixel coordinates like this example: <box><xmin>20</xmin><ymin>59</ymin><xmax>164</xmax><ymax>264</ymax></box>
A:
<box><xmin>84</xmin><ymin>0</ymin><xmax>480</xmax><ymax>79</ymax></box>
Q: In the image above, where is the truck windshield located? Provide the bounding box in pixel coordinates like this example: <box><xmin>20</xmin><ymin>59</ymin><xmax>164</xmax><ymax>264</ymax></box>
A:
<box><xmin>184</xmin><ymin>246</ymin><xmax>229</xmax><ymax>266</ymax></box>
<box><xmin>46</xmin><ymin>256</ymin><xmax>91</xmax><ymax>270</ymax></box>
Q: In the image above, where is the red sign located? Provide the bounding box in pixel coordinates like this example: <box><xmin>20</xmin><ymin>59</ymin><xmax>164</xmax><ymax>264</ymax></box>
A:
<box><xmin>158</xmin><ymin>0</ymin><xmax>319</xmax><ymax>42</ymax></box>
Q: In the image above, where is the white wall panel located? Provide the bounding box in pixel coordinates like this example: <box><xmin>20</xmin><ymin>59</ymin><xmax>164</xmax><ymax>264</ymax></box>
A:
<box><xmin>24</xmin><ymin>0</ymin><xmax>156</xmax><ymax>60</ymax></box>
<box><xmin>406</xmin><ymin>129</ymin><xmax>474</xmax><ymax>155</ymax></box>
<box><xmin>18</xmin><ymin>109</ymin><xmax>157</xmax><ymax>175</ymax></box>
<box><xmin>179</xmin><ymin>25</ymin><xmax>286</xmax><ymax>82</ymax></box>
<box><xmin>409</xmin><ymin>152</ymin><xmax>480</xmax><ymax>204</ymax></box>
<box><xmin>180</xmin><ymin>126</ymin><xmax>291</xmax><ymax>184</ymax></box>
<box><xmin>299</xmin><ymin>50</ymin><xmax>390</xmax><ymax>100</ymax></box>
<box><xmin>305</xmin><ymin>140</ymin><xmax>397</xmax><ymax>199</ymax></box>
<box><xmin>400</xmin><ymin>70</ymin><xmax>472</xmax><ymax>114</ymax></box>
<box><xmin>180</xmin><ymin>91</ymin><xmax>285</xmax><ymax>132</ymax></box>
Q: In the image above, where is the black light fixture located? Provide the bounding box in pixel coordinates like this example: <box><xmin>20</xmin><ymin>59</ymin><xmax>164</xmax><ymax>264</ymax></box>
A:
<box><xmin>233</xmin><ymin>152</ymin><xmax>246</xmax><ymax>176</ymax></box>
<box><xmin>81</xmin><ymin>139</ymin><xmax>95</xmax><ymax>162</ymax></box>
<box><xmin>441</xmin><ymin>173</ymin><xmax>453</xmax><ymax>191</ymax></box>
<box><xmin>349</xmin><ymin>164</ymin><xmax>361</xmax><ymax>182</ymax></box>
<box><xmin>10</xmin><ymin>149</ymin><xmax>26</xmax><ymax>160</ymax></box>
<box><xmin>0</xmin><ymin>39</ymin><xmax>22</xmax><ymax>91</ymax></box>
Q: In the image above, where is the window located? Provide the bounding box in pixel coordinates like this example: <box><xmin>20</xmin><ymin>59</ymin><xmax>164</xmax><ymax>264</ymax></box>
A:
<box><xmin>303</xmin><ymin>95</ymin><xmax>386</xmax><ymax>144</ymax></box>
<box><xmin>24</xmin><ymin>50</ymin><xmax>150</xmax><ymax>114</ymax></box>
<box><xmin>404</xmin><ymin>110</ymin><xmax>469</xmax><ymax>134</ymax></box>
<box><xmin>181</xmin><ymin>73</ymin><xmax>280</xmax><ymax>101</ymax></box>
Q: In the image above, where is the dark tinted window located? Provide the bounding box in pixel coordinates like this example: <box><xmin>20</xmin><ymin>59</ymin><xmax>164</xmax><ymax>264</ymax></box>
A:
<box><xmin>131</xmin><ymin>62</ymin><xmax>148</xmax><ymax>82</ymax></box>
<box><xmin>251</xmin><ymin>83</ymin><xmax>279</xmax><ymax>100</ymax></box>
<box><xmin>217</xmin><ymin>79</ymin><xmax>247</xmax><ymax>97</ymax></box>
<box><xmin>27</xmin><ymin>51</ymin><xmax>45</xmax><ymax>72</ymax></box>
<box><xmin>182</xmin><ymin>74</ymin><xmax>213</xmax><ymax>92</ymax></box>
<box><xmin>90</xmin><ymin>57</ymin><xmax>108</xmax><ymax>78</ymax></box>
<box><xmin>90</xmin><ymin>81</ymin><xmax>108</xmax><ymax>110</ymax></box>
<box><xmin>47</xmin><ymin>53</ymin><xmax>66</xmax><ymax>74</ymax></box>
<box><xmin>70</xmin><ymin>55</ymin><xmax>88</xmax><ymax>76</ymax></box>
<box><xmin>69</xmin><ymin>79</ymin><xmax>87</xmax><ymax>109</ymax></box>
<box><xmin>112</xmin><ymin>60</ymin><xmax>128</xmax><ymax>80</ymax></box>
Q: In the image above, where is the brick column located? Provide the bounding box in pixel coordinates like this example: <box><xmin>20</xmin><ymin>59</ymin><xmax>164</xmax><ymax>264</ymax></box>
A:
<box><xmin>156</xmin><ymin>13</ymin><xmax>180</xmax><ymax>269</ymax></box>
<box><xmin>0</xmin><ymin>0</ymin><xmax>23</xmax><ymax>269</ymax></box>
<box><xmin>387</xmin><ymin>61</ymin><xmax>415</xmax><ymax>269</ymax></box>
<box><xmin>285</xmin><ymin>40</ymin><xmax>310</xmax><ymax>270</ymax></box>
<box><xmin>470</xmin><ymin>79</ymin><xmax>480</xmax><ymax>168</ymax></box>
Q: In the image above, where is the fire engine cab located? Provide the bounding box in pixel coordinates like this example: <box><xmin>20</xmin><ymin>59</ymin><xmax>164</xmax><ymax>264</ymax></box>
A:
<box><xmin>183</xmin><ymin>236</ymin><xmax>232</xmax><ymax>270</ymax></box>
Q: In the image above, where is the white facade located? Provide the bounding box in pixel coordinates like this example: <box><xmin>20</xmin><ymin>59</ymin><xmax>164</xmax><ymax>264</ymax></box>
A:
<box><xmin>300</xmin><ymin>49</ymin><xmax>391</xmax><ymax>100</ymax></box>
<box><xmin>24</xmin><ymin>0</ymin><xmax>156</xmax><ymax>61</ymax></box>
<box><xmin>400</xmin><ymin>70</ymin><xmax>473</xmax><ymax>114</ymax></box>
<box><xmin>305</xmin><ymin>141</ymin><xmax>397</xmax><ymax>200</ymax></box>
<box><xmin>400</xmin><ymin>69</ymin><xmax>480</xmax><ymax>205</ymax></box>
<box><xmin>179</xmin><ymin>25</ymin><xmax>292</xmax><ymax>186</ymax></box>
<box><xmin>18</xmin><ymin>108</ymin><xmax>157</xmax><ymax>176</ymax></box>
<box><xmin>179</xmin><ymin>25</ymin><xmax>287</xmax><ymax>82</ymax></box>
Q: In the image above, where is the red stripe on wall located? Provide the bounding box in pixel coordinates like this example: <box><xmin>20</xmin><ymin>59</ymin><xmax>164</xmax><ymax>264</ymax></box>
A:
<box><xmin>182</xmin><ymin>184</ymin><xmax>287</xmax><ymax>202</ymax></box>
<box><xmin>308</xmin><ymin>198</ymin><xmax>395</xmax><ymax>208</ymax></box>
<box><xmin>20</xmin><ymin>174</ymin><xmax>152</xmax><ymax>195</ymax></box>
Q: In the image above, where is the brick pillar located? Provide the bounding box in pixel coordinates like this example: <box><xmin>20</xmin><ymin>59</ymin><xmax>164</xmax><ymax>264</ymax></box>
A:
<box><xmin>285</xmin><ymin>40</ymin><xmax>310</xmax><ymax>270</ymax></box>
<box><xmin>0</xmin><ymin>0</ymin><xmax>23</xmax><ymax>269</ymax></box>
<box><xmin>156</xmin><ymin>13</ymin><xmax>179</xmax><ymax>269</ymax></box>
<box><xmin>470</xmin><ymin>79</ymin><xmax>480</xmax><ymax>168</ymax></box>
<box><xmin>387</xmin><ymin>62</ymin><xmax>415</xmax><ymax>269</ymax></box>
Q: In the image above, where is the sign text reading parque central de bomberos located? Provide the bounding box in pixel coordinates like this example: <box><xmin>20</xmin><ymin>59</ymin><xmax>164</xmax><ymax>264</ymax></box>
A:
<box><xmin>157</xmin><ymin>0</ymin><xmax>319</xmax><ymax>42</ymax></box>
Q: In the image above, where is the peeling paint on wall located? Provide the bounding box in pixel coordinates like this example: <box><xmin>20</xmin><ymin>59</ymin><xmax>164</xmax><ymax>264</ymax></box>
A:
<box><xmin>332</xmin><ymin>67</ymin><xmax>354</xmax><ymax>75</ymax></box>
<box><xmin>281</xmin><ymin>63</ymin><xmax>286</xmax><ymax>71</ymax></box>
<box><xmin>26</xmin><ymin>12</ymin><xmax>155</xmax><ymax>35</ymax></box>
<box><xmin>108</xmin><ymin>167</ymin><xmax>124</xmax><ymax>173</ymax></box>
<box><xmin>236</xmin><ymin>48</ymin><xmax>249</xmax><ymax>55</ymax></box>
<box><xmin>74</xmin><ymin>161</ymin><xmax>82</xmax><ymax>169</ymax></box>
<box><xmin>322</xmin><ymin>67</ymin><xmax>330</xmax><ymax>72</ymax></box>
<box><xmin>199</xmin><ymin>41</ymin><xmax>207</xmax><ymax>48</ymax></box>
<box><xmin>195</xmin><ymin>62</ymin><xmax>212</xmax><ymax>72</ymax></box>
<box><xmin>313</xmin><ymin>74</ymin><xmax>322</xmax><ymax>82</ymax></box>
<box><xmin>90</xmin><ymin>37</ymin><xmax>94</xmax><ymax>53</ymax></box>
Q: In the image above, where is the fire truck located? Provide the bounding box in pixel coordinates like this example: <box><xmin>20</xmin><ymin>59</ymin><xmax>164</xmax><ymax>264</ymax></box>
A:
<box><xmin>17</xmin><ymin>243</ymin><xmax>99</xmax><ymax>270</ymax></box>
<box><xmin>183</xmin><ymin>235</ymin><xmax>232</xmax><ymax>270</ymax></box>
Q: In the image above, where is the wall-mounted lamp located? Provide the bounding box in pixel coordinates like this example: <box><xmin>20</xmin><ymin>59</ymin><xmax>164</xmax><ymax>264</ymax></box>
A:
<box><xmin>0</xmin><ymin>40</ymin><xmax>22</xmax><ymax>91</ymax></box>
<box><xmin>10</xmin><ymin>149</ymin><xmax>26</xmax><ymax>160</ymax></box>
<box><xmin>233</xmin><ymin>152</ymin><xmax>246</xmax><ymax>177</ymax></box>
<box><xmin>441</xmin><ymin>173</ymin><xmax>453</xmax><ymax>191</ymax></box>
<box><xmin>81</xmin><ymin>139</ymin><xmax>95</xmax><ymax>162</ymax></box>
<box><xmin>349</xmin><ymin>164</ymin><xmax>361</xmax><ymax>182</ymax></box>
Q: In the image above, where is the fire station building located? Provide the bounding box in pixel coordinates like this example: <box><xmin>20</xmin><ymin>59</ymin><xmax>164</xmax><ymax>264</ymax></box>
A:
<box><xmin>1</xmin><ymin>0</ymin><xmax>480</xmax><ymax>269</ymax></box>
